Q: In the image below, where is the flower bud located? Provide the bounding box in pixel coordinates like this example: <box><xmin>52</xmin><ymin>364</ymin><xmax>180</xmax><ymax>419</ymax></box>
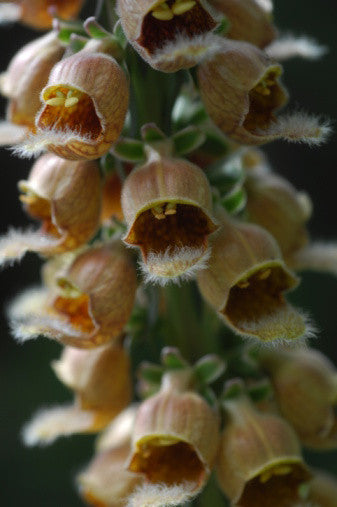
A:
<box><xmin>23</xmin><ymin>343</ymin><xmax>132</xmax><ymax>445</ymax></box>
<box><xmin>53</xmin><ymin>344</ymin><xmax>132</xmax><ymax>415</ymax></box>
<box><xmin>127</xmin><ymin>371</ymin><xmax>220</xmax><ymax>500</ymax></box>
<box><xmin>245</xmin><ymin>164</ymin><xmax>310</xmax><ymax>259</ymax></box>
<box><xmin>0</xmin><ymin>32</ymin><xmax>64</xmax><ymax>142</ymax></box>
<box><xmin>260</xmin><ymin>347</ymin><xmax>337</xmax><ymax>449</ymax></box>
<box><xmin>198</xmin><ymin>39</ymin><xmax>330</xmax><ymax>146</ymax></box>
<box><xmin>216</xmin><ymin>393</ymin><xmax>311</xmax><ymax>505</ymax></box>
<box><xmin>117</xmin><ymin>0</ymin><xmax>222</xmax><ymax>71</ymax></box>
<box><xmin>0</xmin><ymin>153</ymin><xmax>102</xmax><ymax>266</ymax></box>
<box><xmin>10</xmin><ymin>242</ymin><xmax>137</xmax><ymax>348</ymax></box>
<box><xmin>77</xmin><ymin>406</ymin><xmax>143</xmax><ymax>506</ymax></box>
<box><xmin>122</xmin><ymin>150</ymin><xmax>217</xmax><ymax>283</ymax></box>
<box><xmin>23</xmin><ymin>49</ymin><xmax>129</xmax><ymax>160</ymax></box>
<box><xmin>101</xmin><ymin>171</ymin><xmax>124</xmax><ymax>223</ymax></box>
<box><xmin>197</xmin><ymin>214</ymin><xmax>307</xmax><ymax>343</ymax></box>
<box><xmin>210</xmin><ymin>0</ymin><xmax>277</xmax><ymax>48</ymax></box>
<box><xmin>78</xmin><ymin>444</ymin><xmax>143</xmax><ymax>507</ymax></box>
<box><xmin>1</xmin><ymin>0</ymin><xmax>84</xmax><ymax>30</ymax></box>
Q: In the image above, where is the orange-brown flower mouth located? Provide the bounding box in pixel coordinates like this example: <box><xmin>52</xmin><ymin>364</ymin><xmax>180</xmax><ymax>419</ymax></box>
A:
<box><xmin>38</xmin><ymin>86</ymin><xmax>102</xmax><ymax>141</ymax></box>
<box><xmin>244</xmin><ymin>68</ymin><xmax>287</xmax><ymax>133</ymax></box>
<box><xmin>20</xmin><ymin>0</ymin><xmax>84</xmax><ymax>29</ymax></box>
<box><xmin>125</xmin><ymin>203</ymin><xmax>216</xmax><ymax>260</ymax></box>
<box><xmin>239</xmin><ymin>463</ymin><xmax>311</xmax><ymax>506</ymax></box>
<box><xmin>129</xmin><ymin>437</ymin><xmax>205</xmax><ymax>487</ymax></box>
<box><xmin>223</xmin><ymin>264</ymin><xmax>304</xmax><ymax>341</ymax></box>
<box><xmin>138</xmin><ymin>0</ymin><xmax>217</xmax><ymax>55</ymax></box>
<box><xmin>51</xmin><ymin>280</ymin><xmax>96</xmax><ymax>334</ymax></box>
<box><xmin>19</xmin><ymin>188</ymin><xmax>61</xmax><ymax>239</ymax></box>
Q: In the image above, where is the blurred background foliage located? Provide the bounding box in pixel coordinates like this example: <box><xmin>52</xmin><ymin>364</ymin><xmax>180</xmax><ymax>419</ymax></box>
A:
<box><xmin>0</xmin><ymin>0</ymin><xmax>336</xmax><ymax>505</ymax></box>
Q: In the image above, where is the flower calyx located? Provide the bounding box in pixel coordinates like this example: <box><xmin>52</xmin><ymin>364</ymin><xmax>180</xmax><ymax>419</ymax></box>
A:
<box><xmin>138</xmin><ymin>346</ymin><xmax>225</xmax><ymax>404</ymax></box>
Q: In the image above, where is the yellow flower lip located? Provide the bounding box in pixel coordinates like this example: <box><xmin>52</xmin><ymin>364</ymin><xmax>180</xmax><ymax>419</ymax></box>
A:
<box><xmin>39</xmin><ymin>84</ymin><xmax>102</xmax><ymax>142</ymax></box>
<box><xmin>151</xmin><ymin>0</ymin><xmax>197</xmax><ymax>20</ymax></box>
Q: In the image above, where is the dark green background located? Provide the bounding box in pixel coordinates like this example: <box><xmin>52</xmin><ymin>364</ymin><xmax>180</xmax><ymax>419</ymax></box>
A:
<box><xmin>0</xmin><ymin>1</ymin><xmax>336</xmax><ymax>505</ymax></box>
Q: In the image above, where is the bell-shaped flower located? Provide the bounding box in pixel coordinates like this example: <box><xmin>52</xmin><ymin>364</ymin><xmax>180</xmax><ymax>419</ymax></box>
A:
<box><xmin>0</xmin><ymin>0</ymin><xmax>84</xmax><ymax>30</ymax></box>
<box><xmin>0</xmin><ymin>32</ymin><xmax>64</xmax><ymax>145</ymax></box>
<box><xmin>117</xmin><ymin>0</ymin><xmax>223</xmax><ymax>71</ymax></box>
<box><xmin>9</xmin><ymin>242</ymin><xmax>137</xmax><ymax>348</ymax></box>
<box><xmin>245</xmin><ymin>162</ymin><xmax>310</xmax><ymax>260</ymax></box>
<box><xmin>197</xmin><ymin>213</ymin><xmax>309</xmax><ymax>344</ymax></box>
<box><xmin>0</xmin><ymin>153</ymin><xmax>102</xmax><ymax>267</ymax></box>
<box><xmin>198</xmin><ymin>39</ymin><xmax>331</xmax><ymax>146</ymax></box>
<box><xmin>245</xmin><ymin>158</ymin><xmax>337</xmax><ymax>276</ymax></box>
<box><xmin>210</xmin><ymin>0</ymin><xmax>277</xmax><ymax>48</ymax></box>
<box><xmin>127</xmin><ymin>370</ymin><xmax>220</xmax><ymax>503</ymax></box>
<box><xmin>19</xmin><ymin>48</ymin><xmax>129</xmax><ymax>160</ymax></box>
<box><xmin>217</xmin><ymin>390</ymin><xmax>311</xmax><ymax>506</ymax></box>
<box><xmin>78</xmin><ymin>406</ymin><xmax>144</xmax><ymax>506</ymax></box>
<box><xmin>22</xmin><ymin>343</ymin><xmax>132</xmax><ymax>445</ymax></box>
<box><xmin>260</xmin><ymin>347</ymin><xmax>337</xmax><ymax>450</ymax></box>
<box><xmin>122</xmin><ymin>149</ymin><xmax>217</xmax><ymax>284</ymax></box>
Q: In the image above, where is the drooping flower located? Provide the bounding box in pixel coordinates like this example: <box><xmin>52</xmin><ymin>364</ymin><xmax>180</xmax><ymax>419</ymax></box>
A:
<box><xmin>210</xmin><ymin>0</ymin><xmax>277</xmax><ymax>48</ymax></box>
<box><xmin>122</xmin><ymin>148</ymin><xmax>217</xmax><ymax>283</ymax></box>
<box><xmin>244</xmin><ymin>156</ymin><xmax>337</xmax><ymax>276</ymax></box>
<box><xmin>127</xmin><ymin>370</ymin><xmax>220</xmax><ymax>503</ymax></box>
<box><xmin>260</xmin><ymin>347</ymin><xmax>337</xmax><ymax>450</ymax></box>
<box><xmin>117</xmin><ymin>0</ymin><xmax>223</xmax><ymax>71</ymax></box>
<box><xmin>22</xmin><ymin>343</ymin><xmax>132</xmax><ymax>444</ymax></box>
<box><xmin>197</xmin><ymin>213</ymin><xmax>309</xmax><ymax>344</ymax></box>
<box><xmin>0</xmin><ymin>31</ymin><xmax>64</xmax><ymax>144</ymax></box>
<box><xmin>245</xmin><ymin>161</ymin><xmax>311</xmax><ymax>260</ymax></box>
<box><xmin>78</xmin><ymin>406</ymin><xmax>143</xmax><ymax>506</ymax></box>
<box><xmin>198</xmin><ymin>38</ymin><xmax>331</xmax><ymax>145</ymax></box>
<box><xmin>216</xmin><ymin>390</ymin><xmax>312</xmax><ymax>506</ymax></box>
<box><xmin>0</xmin><ymin>153</ymin><xmax>102</xmax><ymax>266</ymax></box>
<box><xmin>19</xmin><ymin>48</ymin><xmax>129</xmax><ymax>160</ymax></box>
<box><xmin>9</xmin><ymin>242</ymin><xmax>137</xmax><ymax>348</ymax></box>
<box><xmin>0</xmin><ymin>0</ymin><xmax>84</xmax><ymax>30</ymax></box>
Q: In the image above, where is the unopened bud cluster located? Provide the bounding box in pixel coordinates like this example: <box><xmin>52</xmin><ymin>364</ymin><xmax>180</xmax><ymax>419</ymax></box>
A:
<box><xmin>0</xmin><ymin>0</ymin><xmax>336</xmax><ymax>506</ymax></box>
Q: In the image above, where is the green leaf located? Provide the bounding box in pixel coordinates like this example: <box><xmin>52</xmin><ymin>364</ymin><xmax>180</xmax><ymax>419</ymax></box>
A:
<box><xmin>114</xmin><ymin>20</ymin><xmax>128</xmax><ymax>49</ymax></box>
<box><xmin>84</xmin><ymin>16</ymin><xmax>110</xmax><ymax>39</ymax></box>
<box><xmin>194</xmin><ymin>354</ymin><xmax>226</xmax><ymax>385</ymax></box>
<box><xmin>161</xmin><ymin>347</ymin><xmax>188</xmax><ymax>370</ymax></box>
<box><xmin>69</xmin><ymin>34</ymin><xmax>88</xmax><ymax>53</ymax></box>
<box><xmin>208</xmin><ymin>157</ymin><xmax>245</xmax><ymax>194</ymax></box>
<box><xmin>171</xmin><ymin>94</ymin><xmax>208</xmax><ymax>130</ymax></box>
<box><xmin>248</xmin><ymin>380</ymin><xmax>273</xmax><ymax>403</ymax></box>
<box><xmin>199</xmin><ymin>385</ymin><xmax>218</xmax><ymax>408</ymax></box>
<box><xmin>139</xmin><ymin>362</ymin><xmax>164</xmax><ymax>384</ymax></box>
<box><xmin>213</xmin><ymin>16</ymin><xmax>230</xmax><ymax>36</ymax></box>
<box><xmin>221</xmin><ymin>187</ymin><xmax>247</xmax><ymax>215</ymax></box>
<box><xmin>222</xmin><ymin>378</ymin><xmax>245</xmax><ymax>400</ymax></box>
<box><xmin>113</xmin><ymin>138</ymin><xmax>146</xmax><ymax>162</ymax></box>
<box><xmin>55</xmin><ymin>20</ymin><xmax>87</xmax><ymax>44</ymax></box>
<box><xmin>172</xmin><ymin>127</ymin><xmax>206</xmax><ymax>156</ymax></box>
<box><xmin>200</xmin><ymin>130</ymin><xmax>230</xmax><ymax>159</ymax></box>
<box><xmin>141</xmin><ymin>123</ymin><xmax>166</xmax><ymax>142</ymax></box>
<box><xmin>100</xmin><ymin>152</ymin><xmax>116</xmax><ymax>173</ymax></box>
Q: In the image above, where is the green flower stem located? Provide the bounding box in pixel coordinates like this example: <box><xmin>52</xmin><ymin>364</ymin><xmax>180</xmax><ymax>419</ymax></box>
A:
<box><xmin>163</xmin><ymin>282</ymin><xmax>208</xmax><ymax>362</ymax></box>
